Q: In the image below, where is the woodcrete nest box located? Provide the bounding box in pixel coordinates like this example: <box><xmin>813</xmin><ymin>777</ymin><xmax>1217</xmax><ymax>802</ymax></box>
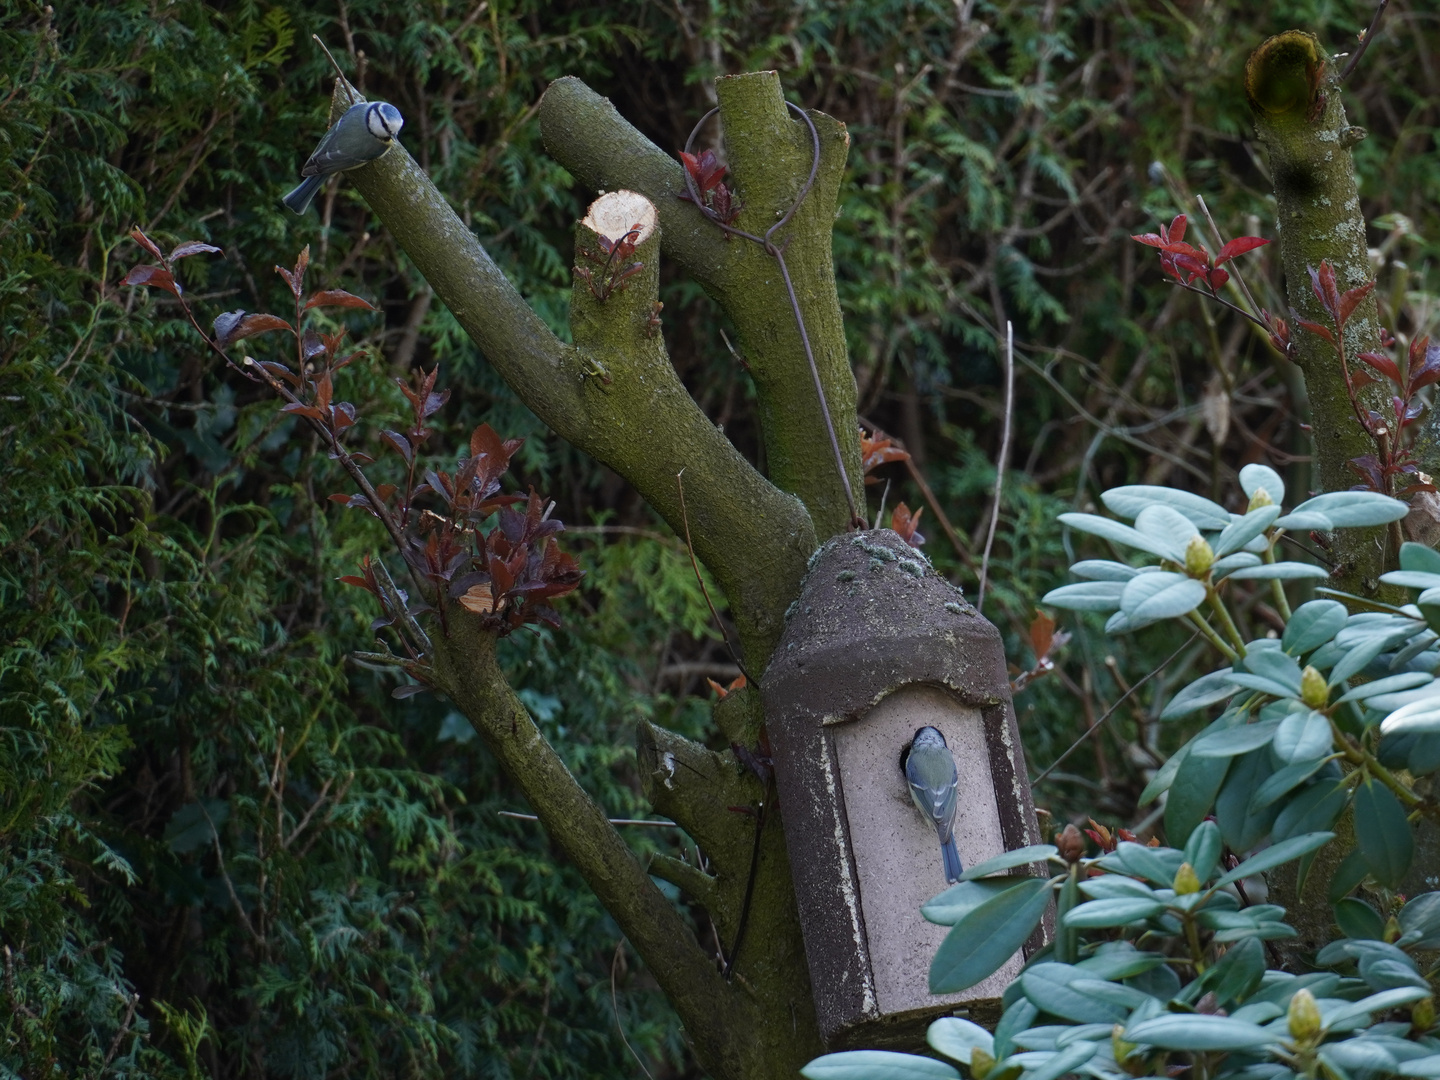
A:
<box><xmin>762</xmin><ymin>530</ymin><xmax>1042</xmax><ymax>1049</ymax></box>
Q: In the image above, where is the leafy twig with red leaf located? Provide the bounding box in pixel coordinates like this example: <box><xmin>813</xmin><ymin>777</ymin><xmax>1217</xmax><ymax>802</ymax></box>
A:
<box><xmin>1010</xmin><ymin>611</ymin><xmax>1070</xmax><ymax>694</ymax></box>
<box><xmin>707</xmin><ymin>673</ymin><xmax>748</xmax><ymax>699</ymax></box>
<box><xmin>1294</xmin><ymin>259</ymin><xmax>1439</xmax><ymax>501</ymax></box>
<box><xmin>890</xmin><ymin>502</ymin><xmax>925</xmax><ymax>547</ymax></box>
<box><xmin>860</xmin><ymin>428</ymin><xmax>911</xmax><ymax>484</ymax></box>
<box><xmin>123</xmin><ymin>230</ymin><xmax>416</xmax><ymax>574</ymax></box>
<box><xmin>1131</xmin><ymin>214</ymin><xmax>1284</xmax><ymax>342</ymax></box>
<box><xmin>122</xmin><ymin>227</ymin><xmax>584</xmax><ymax>685</ymax></box>
<box><xmin>574</xmin><ymin>225</ymin><xmax>645</xmax><ymax>302</ymax></box>
<box><xmin>678</xmin><ymin>149</ymin><xmax>741</xmax><ymax>230</ymax></box>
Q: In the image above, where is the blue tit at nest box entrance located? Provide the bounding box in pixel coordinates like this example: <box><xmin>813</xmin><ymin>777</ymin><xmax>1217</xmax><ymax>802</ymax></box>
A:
<box><xmin>283</xmin><ymin>100</ymin><xmax>404</xmax><ymax>215</ymax></box>
<box><xmin>905</xmin><ymin>725</ymin><xmax>962</xmax><ymax>883</ymax></box>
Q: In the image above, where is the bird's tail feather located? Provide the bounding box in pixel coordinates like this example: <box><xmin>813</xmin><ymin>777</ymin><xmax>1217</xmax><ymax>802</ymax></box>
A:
<box><xmin>941</xmin><ymin>837</ymin><xmax>963</xmax><ymax>884</ymax></box>
<box><xmin>283</xmin><ymin>175</ymin><xmax>323</xmax><ymax>215</ymax></box>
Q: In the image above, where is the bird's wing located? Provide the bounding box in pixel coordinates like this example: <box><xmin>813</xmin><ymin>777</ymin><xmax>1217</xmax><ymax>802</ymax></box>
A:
<box><xmin>299</xmin><ymin>104</ymin><xmax>377</xmax><ymax>178</ymax></box>
<box><xmin>907</xmin><ymin>751</ymin><xmax>959</xmax><ymax>836</ymax></box>
<box><xmin>300</xmin><ymin>134</ymin><xmax>375</xmax><ymax>178</ymax></box>
<box><xmin>931</xmin><ymin>766</ymin><xmax>958</xmax><ymax>838</ymax></box>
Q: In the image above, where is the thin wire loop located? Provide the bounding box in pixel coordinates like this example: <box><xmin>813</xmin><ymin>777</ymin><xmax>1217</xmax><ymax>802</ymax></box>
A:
<box><xmin>681</xmin><ymin>102</ymin><xmax>862</xmax><ymax>528</ymax></box>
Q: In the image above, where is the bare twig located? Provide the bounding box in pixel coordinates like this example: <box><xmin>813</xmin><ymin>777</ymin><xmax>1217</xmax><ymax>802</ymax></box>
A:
<box><xmin>1031</xmin><ymin>632</ymin><xmax>1199</xmax><ymax>786</ymax></box>
<box><xmin>94</xmin><ymin>992</ymin><xmax>139</xmax><ymax>1079</ymax></box>
<box><xmin>312</xmin><ymin>35</ymin><xmax>359</xmax><ymax>105</ymax></box>
<box><xmin>611</xmin><ymin>940</ymin><xmax>656</xmax><ymax>1080</ymax></box>
<box><xmin>1339</xmin><ymin>0</ymin><xmax>1390</xmax><ymax>82</ymax></box>
<box><xmin>676</xmin><ymin>469</ymin><xmax>751</xmax><ymax>681</ymax></box>
<box><xmin>499</xmin><ymin>811</ymin><xmax>680</xmax><ymax>828</ymax></box>
<box><xmin>203</xmin><ymin>807</ymin><xmax>263</xmax><ymax>948</ymax></box>
<box><xmin>977</xmin><ymin>322</ymin><xmax>1015</xmax><ymax>610</ymax></box>
<box><xmin>724</xmin><ymin>799</ymin><xmax>766</xmax><ymax>980</ymax></box>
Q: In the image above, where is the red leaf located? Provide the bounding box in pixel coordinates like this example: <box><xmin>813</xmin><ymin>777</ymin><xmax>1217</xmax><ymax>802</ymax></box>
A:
<box><xmin>1347</xmin><ymin>455</ymin><xmax>1385</xmax><ymax>492</ymax></box>
<box><xmin>275</xmin><ymin>264</ymin><xmax>296</xmax><ymax>295</ymax></box>
<box><xmin>422</xmin><ymin>388</ymin><xmax>450</xmax><ymax>420</ymax></box>
<box><xmin>130</xmin><ymin>228</ymin><xmax>164</xmax><ymax>261</ymax></box>
<box><xmin>169</xmin><ymin>240</ymin><xmax>221</xmax><ymax>261</ymax></box>
<box><xmin>281</xmin><ymin>402</ymin><xmax>324</xmax><ymax>420</ymax></box>
<box><xmin>314</xmin><ymin>370</ymin><xmax>333</xmax><ymax>411</ymax></box>
<box><xmin>1309</xmin><ymin>261</ymin><xmax>1340</xmax><ymax>320</ymax></box>
<box><xmin>1408</xmin><ymin>337</ymin><xmax>1440</xmax><ymax>394</ymax></box>
<box><xmin>258</xmin><ymin>360</ymin><xmax>301</xmax><ymax>387</ymax></box>
<box><xmin>338</xmin><ymin>574</ymin><xmax>372</xmax><ymax>589</ymax></box>
<box><xmin>1131</xmin><ymin>232</ymin><xmax>1167</xmax><ymax>248</ymax></box>
<box><xmin>1356</xmin><ymin>351</ymin><xmax>1401</xmax><ymax>383</ymax></box>
<box><xmin>1337</xmin><ymin>282</ymin><xmax>1374</xmax><ymax>329</ymax></box>
<box><xmin>1030</xmin><ymin>611</ymin><xmax>1056</xmax><ymax>660</ymax></box>
<box><xmin>1205</xmin><ymin>267</ymin><xmax>1230</xmax><ymax>290</ymax></box>
<box><xmin>890</xmin><ymin>502</ymin><xmax>925</xmax><ymax>546</ymax></box>
<box><xmin>860</xmin><ymin>429</ymin><xmax>910</xmax><ymax>474</ymax></box>
<box><xmin>1295</xmin><ymin>318</ymin><xmax>1335</xmax><ymax>345</ymax></box>
<box><xmin>304</xmin><ymin>289</ymin><xmax>376</xmax><ymax>311</ymax></box>
<box><xmin>1349</xmin><ymin>370</ymin><xmax>1378</xmax><ymax>392</ymax></box>
<box><xmin>1166</xmin><ymin>214</ymin><xmax>1187</xmax><ymax>243</ymax></box>
<box><xmin>122</xmin><ymin>264</ymin><xmax>180</xmax><ymax>296</ymax></box>
<box><xmin>1214</xmin><ymin>236</ymin><xmax>1269</xmax><ymax>266</ymax></box>
<box><xmin>232</xmin><ymin>313</ymin><xmax>294</xmax><ymax>341</ymax></box>
<box><xmin>380</xmin><ymin>429</ymin><xmax>413</xmax><ymax>464</ymax></box>
<box><xmin>300</xmin><ymin>329</ymin><xmax>325</xmax><ymax>360</ymax></box>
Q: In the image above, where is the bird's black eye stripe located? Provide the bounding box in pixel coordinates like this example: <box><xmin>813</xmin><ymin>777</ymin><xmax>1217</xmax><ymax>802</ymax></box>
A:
<box><xmin>366</xmin><ymin>103</ymin><xmax>390</xmax><ymax>139</ymax></box>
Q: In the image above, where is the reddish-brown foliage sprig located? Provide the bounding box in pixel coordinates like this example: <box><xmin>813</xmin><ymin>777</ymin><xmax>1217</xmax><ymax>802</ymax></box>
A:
<box><xmin>1131</xmin><ymin>216</ymin><xmax>1286</xmax><ymax>348</ymax></box>
<box><xmin>1130</xmin><ymin>214</ymin><xmax>1268</xmax><ymax>293</ymax></box>
<box><xmin>1293</xmin><ymin>259</ymin><xmax>1439</xmax><ymax>499</ymax></box>
<box><xmin>859</xmin><ymin>428</ymin><xmax>911</xmax><ymax>483</ymax></box>
<box><xmin>1010</xmin><ymin>611</ymin><xmax>1071</xmax><ymax>694</ymax></box>
<box><xmin>678</xmin><ymin>148</ymin><xmax>742</xmax><ymax>229</ymax></box>
<box><xmin>574</xmin><ymin>225</ymin><xmax>644</xmax><ymax>302</ymax></box>
<box><xmin>890</xmin><ymin>502</ymin><xmax>925</xmax><ymax>546</ymax></box>
<box><xmin>121</xmin><ymin>227</ymin><xmax>582</xmax><ymax>650</ymax></box>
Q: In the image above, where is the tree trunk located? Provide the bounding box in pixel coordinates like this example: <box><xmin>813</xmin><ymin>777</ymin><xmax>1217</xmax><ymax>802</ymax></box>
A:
<box><xmin>1245</xmin><ymin>30</ymin><xmax>1387</xmax><ymax>592</ymax></box>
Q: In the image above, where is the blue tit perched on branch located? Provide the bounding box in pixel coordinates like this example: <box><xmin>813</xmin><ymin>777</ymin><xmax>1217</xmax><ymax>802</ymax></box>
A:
<box><xmin>905</xmin><ymin>725</ymin><xmax>962</xmax><ymax>883</ymax></box>
<box><xmin>283</xmin><ymin>100</ymin><xmax>404</xmax><ymax>215</ymax></box>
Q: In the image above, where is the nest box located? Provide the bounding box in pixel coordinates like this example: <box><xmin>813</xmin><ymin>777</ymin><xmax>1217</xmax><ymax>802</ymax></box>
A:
<box><xmin>762</xmin><ymin>530</ymin><xmax>1041</xmax><ymax>1049</ymax></box>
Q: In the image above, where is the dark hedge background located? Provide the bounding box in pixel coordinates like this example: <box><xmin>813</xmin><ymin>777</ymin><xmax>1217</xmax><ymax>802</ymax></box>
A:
<box><xmin>2</xmin><ymin>0</ymin><xmax>1436</xmax><ymax>1075</ymax></box>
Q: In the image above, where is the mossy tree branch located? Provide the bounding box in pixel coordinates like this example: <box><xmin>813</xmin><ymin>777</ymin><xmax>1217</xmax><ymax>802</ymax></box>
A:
<box><xmin>333</xmin><ymin>84</ymin><xmax>814</xmax><ymax>668</ymax></box>
<box><xmin>540</xmin><ymin>72</ymin><xmax>865</xmax><ymax>540</ymax></box>
<box><xmin>637</xmin><ymin>707</ymin><xmax>820</xmax><ymax>1069</ymax></box>
<box><xmin>424</xmin><ymin>613</ymin><xmax>759</xmax><ymax>1078</ymax></box>
<box><xmin>1246</xmin><ymin>31</ymin><xmax>1387</xmax><ymax>587</ymax></box>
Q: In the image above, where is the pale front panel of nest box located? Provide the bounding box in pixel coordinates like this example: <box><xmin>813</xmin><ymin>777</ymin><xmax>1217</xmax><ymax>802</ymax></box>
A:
<box><xmin>833</xmin><ymin>683</ymin><xmax>1022</xmax><ymax>1017</ymax></box>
